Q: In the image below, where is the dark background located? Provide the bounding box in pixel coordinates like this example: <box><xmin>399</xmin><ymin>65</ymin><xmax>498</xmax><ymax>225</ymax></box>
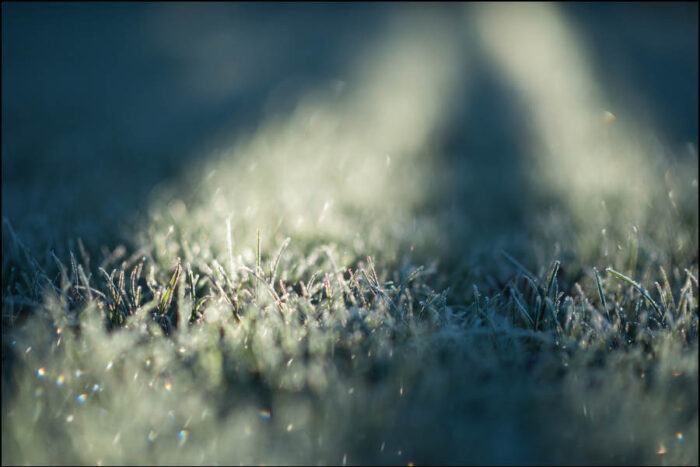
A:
<box><xmin>2</xmin><ymin>2</ymin><xmax>698</xmax><ymax>252</ymax></box>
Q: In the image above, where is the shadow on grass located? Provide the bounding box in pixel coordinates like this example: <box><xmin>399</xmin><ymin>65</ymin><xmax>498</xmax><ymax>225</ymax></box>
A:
<box><xmin>1</xmin><ymin>2</ymin><xmax>392</xmax><ymax>254</ymax></box>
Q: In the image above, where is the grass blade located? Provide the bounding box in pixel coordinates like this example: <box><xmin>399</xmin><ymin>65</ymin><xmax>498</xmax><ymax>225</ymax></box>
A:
<box><xmin>510</xmin><ymin>284</ymin><xmax>534</xmax><ymax>329</ymax></box>
<box><xmin>546</xmin><ymin>260</ymin><xmax>560</xmax><ymax>299</ymax></box>
<box><xmin>160</xmin><ymin>258</ymin><xmax>182</xmax><ymax>313</ymax></box>
<box><xmin>593</xmin><ymin>267</ymin><xmax>609</xmax><ymax>319</ymax></box>
<box><xmin>501</xmin><ymin>250</ymin><xmax>538</xmax><ymax>287</ymax></box>
<box><xmin>605</xmin><ymin>267</ymin><xmax>661</xmax><ymax>317</ymax></box>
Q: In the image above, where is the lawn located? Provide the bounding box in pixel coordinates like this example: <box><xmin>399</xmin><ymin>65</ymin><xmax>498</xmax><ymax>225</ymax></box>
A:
<box><xmin>2</xmin><ymin>3</ymin><xmax>698</xmax><ymax>465</ymax></box>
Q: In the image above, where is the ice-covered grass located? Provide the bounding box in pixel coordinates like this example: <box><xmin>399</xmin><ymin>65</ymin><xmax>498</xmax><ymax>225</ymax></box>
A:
<box><xmin>2</xmin><ymin>4</ymin><xmax>698</xmax><ymax>465</ymax></box>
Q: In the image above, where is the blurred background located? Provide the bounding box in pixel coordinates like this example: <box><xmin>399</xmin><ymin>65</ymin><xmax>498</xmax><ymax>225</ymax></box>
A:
<box><xmin>2</xmin><ymin>2</ymin><xmax>698</xmax><ymax>255</ymax></box>
<box><xmin>2</xmin><ymin>2</ymin><xmax>389</xmax><ymax>249</ymax></box>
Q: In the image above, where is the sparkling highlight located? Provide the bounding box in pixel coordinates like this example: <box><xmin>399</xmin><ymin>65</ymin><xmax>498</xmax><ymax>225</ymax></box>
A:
<box><xmin>177</xmin><ymin>430</ymin><xmax>189</xmax><ymax>445</ymax></box>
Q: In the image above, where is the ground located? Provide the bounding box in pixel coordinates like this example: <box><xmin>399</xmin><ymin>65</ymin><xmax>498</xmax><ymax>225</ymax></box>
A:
<box><xmin>2</xmin><ymin>3</ymin><xmax>698</xmax><ymax>465</ymax></box>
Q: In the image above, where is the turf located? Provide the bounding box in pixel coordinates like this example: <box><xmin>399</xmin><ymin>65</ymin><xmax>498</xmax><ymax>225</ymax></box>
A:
<box><xmin>2</xmin><ymin>4</ymin><xmax>698</xmax><ymax>466</ymax></box>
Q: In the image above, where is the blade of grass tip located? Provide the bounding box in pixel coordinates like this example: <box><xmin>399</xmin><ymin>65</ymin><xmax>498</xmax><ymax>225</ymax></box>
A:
<box><xmin>306</xmin><ymin>271</ymin><xmax>320</xmax><ymax>296</ymax></box>
<box><xmin>522</xmin><ymin>274</ymin><xmax>540</xmax><ymax>297</ymax></box>
<box><xmin>161</xmin><ymin>258</ymin><xmax>182</xmax><ymax>313</ymax></box>
<box><xmin>256</xmin><ymin>229</ymin><xmax>261</xmax><ymax>302</ymax></box>
<box><xmin>227</xmin><ymin>216</ymin><xmax>235</xmax><ymax>279</ymax></box>
<box><xmin>605</xmin><ymin>267</ymin><xmax>661</xmax><ymax>317</ymax></box>
<box><xmin>201</xmin><ymin>262</ymin><xmax>237</xmax><ymax>319</ymax></box>
<box><xmin>593</xmin><ymin>267</ymin><xmax>609</xmax><ymax>319</ymax></box>
<box><xmin>509</xmin><ymin>284</ymin><xmax>534</xmax><ymax>329</ymax></box>
<box><xmin>546</xmin><ymin>260</ymin><xmax>560</xmax><ymax>299</ymax></box>
<box><xmin>117</xmin><ymin>269</ymin><xmax>127</xmax><ymax>309</ymax></box>
<box><xmin>135</xmin><ymin>286</ymin><xmax>142</xmax><ymax>309</ymax></box>
<box><xmin>360</xmin><ymin>270</ymin><xmax>377</xmax><ymax>298</ymax></box>
<box><xmin>270</xmin><ymin>237</ymin><xmax>291</xmax><ymax>285</ymax></box>
<box><xmin>129</xmin><ymin>267</ymin><xmax>137</xmax><ymax>308</ymax></box>
<box><xmin>214</xmin><ymin>261</ymin><xmax>239</xmax><ymax>309</ymax></box>
<box><xmin>146</xmin><ymin>264</ymin><xmax>158</xmax><ymax>295</ymax></box>
<box><xmin>50</xmin><ymin>251</ymin><xmax>70</xmax><ymax>291</ymax></box>
<box><xmin>501</xmin><ymin>250</ymin><xmax>539</xmax><ymax>287</ymax></box>
<box><xmin>77</xmin><ymin>237</ymin><xmax>90</xmax><ymax>269</ymax></box>
<box><xmin>100</xmin><ymin>244</ymin><xmax>127</xmax><ymax>271</ymax></box>
<box><xmin>544</xmin><ymin>296</ymin><xmax>562</xmax><ymax>340</ymax></box>
<box><xmin>98</xmin><ymin>267</ymin><xmax>118</xmax><ymax>307</ymax></box>
<box><xmin>677</xmin><ymin>271</ymin><xmax>694</xmax><ymax>318</ymax></box>
<box><xmin>654</xmin><ymin>282</ymin><xmax>667</xmax><ymax>315</ymax></box>
<box><xmin>77</xmin><ymin>264</ymin><xmax>93</xmax><ymax>302</ymax></box>
<box><xmin>69</xmin><ymin>250</ymin><xmax>81</xmax><ymax>291</ymax></box>
<box><xmin>176</xmin><ymin>262</ymin><xmax>189</xmax><ymax>331</ymax></box>
<box><xmin>400</xmin><ymin>266</ymin><xmax>424</xmax><ymax>290</ymax></box>
<box><xmin>188</xmin><ymin>263</ymin><xmax>197</xmax><ymax>301</ymax></box>
<box><xmin>130</xmin><ymin>262</ymin><xmax>144</xmax><ymax>311</ymax></box>
<box><xmin>324</xmin><ymin>274</ymin><xmax>332</xmax><ymax>311</ymax></box>
<box><xmin>213</xmin><ymin>260</ymin><xmax>234</xmax><ymax>292</ymax></box>
<box><xmin>475</xmin><ymin>284</ymin><xmax>495</xmax><ymax>331</ymax></box>
<box><xmin>241</xmin><ymin>265</ymin><xmax>284</xmax><ymax>315</ymax></box>
<box><xmin>659</xmin><ymin>266</ymin><xmax>676</xmax><ymax>311</ymax></box>
<box><xmin>367</xmin><ymin>256</ymin><xmax>379</xmax><ymax>286</ymax></box>
<box><xmin>534</xmin><ymin>295</ymin><xmax>542</xmax><ymax>329</ymax></box>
